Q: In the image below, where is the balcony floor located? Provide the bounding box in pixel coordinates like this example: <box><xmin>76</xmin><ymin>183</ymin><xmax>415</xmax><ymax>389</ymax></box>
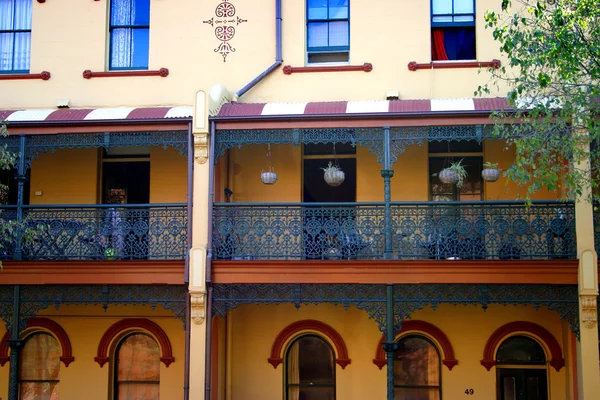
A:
<box><xmin>211</xmin><ymin>259</ymin><xmax>579</xmax><ymax>285</ymax></box>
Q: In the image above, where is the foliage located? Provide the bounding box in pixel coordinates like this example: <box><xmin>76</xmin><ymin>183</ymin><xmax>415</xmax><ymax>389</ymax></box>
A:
<box><xmin>0</xmin><ymin>122</ymin><xmax>17</xmax><ymax>267</ymax></box>
<box><xmin>433</xmin><ymin>159</ymin><xmax>469</xmax><ymax>188</ymax></box>
<box><xmin>321</xmin><ymin>161</ymin><xmax>343</xmax><ymax>173</ymax></box>
<box><xmin>484</xmin><ymin>161</ymin><xmax>500</xmax><ymax>169</ymax></box>
<box><xmin>478</xmin><ymin>0</ymin><xmax>600</xmax><ymax>200</ymax></box>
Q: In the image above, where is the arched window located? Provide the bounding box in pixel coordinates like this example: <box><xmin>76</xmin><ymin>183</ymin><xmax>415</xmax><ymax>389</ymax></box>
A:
<box><xmin>496</xmin><ymin>336</ymin><xmax>548</xmax><ymax>400</ymax></box>
<box><xmin>285</xmin><ymin>335</ymin><xmax>335</xmax><ymax>400</ymax></box>
<box><xmin>114</xmin><ymin>333</ymin><xmax>160</xmax><ymax>400</ymax></box>
<box><xmin>394</xmin><ymin>335</ymin><xmax>441</xmax><ymax>400</ymax></box>
<box><xmin>19</xmin><ymin>333</ymin><xmax>61</xmax><ymax>400</ymax></box>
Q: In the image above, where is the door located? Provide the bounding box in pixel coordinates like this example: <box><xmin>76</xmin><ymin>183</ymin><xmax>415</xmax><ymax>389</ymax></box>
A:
<box><xmin>101</xmin><ymin>158</ymin><xmax>151</xmax><ymax>259</ymax></box>
<box><xmin>302</xmin><ymin>143</ymin><xmax>357</xmax><ymax>259</ymax></box>
<box><xmin>497</xmin><ymin>368</ymin><xmax>548</xmax><ymax>400</ymax></box>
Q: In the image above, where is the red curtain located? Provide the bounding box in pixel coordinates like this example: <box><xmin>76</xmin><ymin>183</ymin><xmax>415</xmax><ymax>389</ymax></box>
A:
<box><xmin>431</xmin><ymin>29</ymin><xmax>449</xmax><ymax>61</ymax></box>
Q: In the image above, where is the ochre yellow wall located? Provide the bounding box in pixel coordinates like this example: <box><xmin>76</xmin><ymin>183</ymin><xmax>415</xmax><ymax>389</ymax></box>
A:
<box><xmin>27</xmin><ymin>148</ymin><xmax>186</xmax><ymax>205</ymax></box>
<box><xmin>1</xmin><ymin>0</ymin><xmax>507</xmax><ymax>109</ymax></box>
<box><xmin>222</xmin><ymin>303</ymin><xmax>570</xmax><ymax>400</ymax></box>
<box><xmin>29</xmin><ymin>148</ymin><xmax>99</xmax><ymax>204</ymax></box>
<box><xmin>484</xmin><ymin>140</ymin><xmax>561</xmax><ymax>200</ymax></box>
<box><xmin>149</xmin><ymin>147</ymin><xmax>187</xmax><ymax>203</ymax></box>
<box><xmin>0</xmin><ymin>305</ymin><xmax>184</xmax><ymax>400</ymax></box>
<box><xmin>221</xmin><ymin>141</ymin><xmax>560</xmax><ymax>203</ymax></box>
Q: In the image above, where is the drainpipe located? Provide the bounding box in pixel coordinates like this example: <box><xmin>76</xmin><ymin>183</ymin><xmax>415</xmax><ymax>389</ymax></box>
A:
<box><xmin>184</xmin><ymin>123</ymin><xmax>193</xmax><ymax>400</ymax></box>
<box><xmin>235</xmin><ymin>0</ymin><xmax>283</xmax><ymax>98</ymax></box>
<box><xmin>7</xmin><ymin>285</ymin><xmax>22</xmax><ymax>400</ymax></box>
<box><xmin>205</xmin><ymin>120</ymin><xmax>216</xmax><ymax>399</ymax></box>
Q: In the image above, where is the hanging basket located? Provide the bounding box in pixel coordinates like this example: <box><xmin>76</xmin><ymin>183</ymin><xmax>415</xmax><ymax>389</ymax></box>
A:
<box><xmin>481</xmin><ymin>168</ymin><xmax>500</xmax><ymax>182</ymax></box>
<box><xmin>438</xmin><ymin>169</ymin><xmax>459</xmax><ymax>185</ymax></box>
<box><xmin>322</xmin><ymin>161</ymin><xmax>345</xmax><ymax>187</ymax></box>
<box><xmin>261</xmin><ymin>170</ymin><xmax>278</xmax><ymax>185</ymax></box>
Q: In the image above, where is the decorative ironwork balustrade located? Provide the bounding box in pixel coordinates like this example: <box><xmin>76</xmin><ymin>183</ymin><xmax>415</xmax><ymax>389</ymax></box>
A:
<box><xmin>212</xmin><ymin>201</ymin><xmax>575</xmax><ymax>261</ymax></box>
<box><xmin>0</xmin><ymin>204</ymin><xmax>187</xmax><ymax>261</ymax></box>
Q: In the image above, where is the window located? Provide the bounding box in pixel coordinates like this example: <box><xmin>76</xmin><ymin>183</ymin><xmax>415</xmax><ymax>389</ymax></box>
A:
<box><xmin>306</xmin><ymin>0</ymin><xmax>349</xmax><ymax>64</ymax></box>
<box><xmin>394</xmin><ymin>336</ymin><xmax>441</xmax><ymax>400</ymax></box>
<box><xmin>0</xmin><ymin>0</ymin><xmax>32</xmax><ymax>73</ymax></box>
<box><xmin>19</xmin><ymin>333</ymin><xmax>61</xmax><ymax>400</ymax></box>
<box><xmin>109</xmin><ymin>0</ymin><xmax>150</xmax><ymax>70</ymax></box>
<box><xmin>431</xmin><ymin>0</ymin><xmax>475</xmax><ymax>61</ymax></box>
<box><xmin>429</xmin><ymin>140</ymin><xmax>483</xmax><ymax>201</ymax></box>
<box><xmin>286</xmin><ymin>335</ymin><xmax>335</xmax><ymax>400</ymax></box>
<box><xmin>114</xmin><ymin>333</ymin><xmax>160</xmax><ymax>400</ymax></box>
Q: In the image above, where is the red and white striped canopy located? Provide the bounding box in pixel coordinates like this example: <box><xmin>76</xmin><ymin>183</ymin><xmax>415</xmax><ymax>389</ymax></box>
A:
<box><xmin>0</xmin><ymin>106</ymin><xmax>193</xmax><ymax>123</ymax></box>
<box><xmin>216</xmin><ymin>98</ymin><xmax>510</xmax><ymax>118</ymax></box>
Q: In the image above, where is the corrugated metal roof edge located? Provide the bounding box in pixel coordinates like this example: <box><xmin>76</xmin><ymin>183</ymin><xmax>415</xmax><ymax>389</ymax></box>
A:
<box><xmin>2</xmin><ymin>116</ymin><xmax>193</xmax><ymax>127</ymax></box>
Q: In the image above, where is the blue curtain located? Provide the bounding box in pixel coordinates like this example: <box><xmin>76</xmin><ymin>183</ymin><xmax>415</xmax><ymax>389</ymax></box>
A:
<box><xmin>443</xmin><ymin>28</ymin><xmax>475</xmax><ymax>61</ymax></box>
<box><xmin>110</xmin><ymin>0</ymin><xmax>149</xmax><ymax>69</ymax></box>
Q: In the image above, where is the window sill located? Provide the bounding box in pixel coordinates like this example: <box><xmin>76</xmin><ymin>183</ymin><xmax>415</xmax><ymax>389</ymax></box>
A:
<box><xmin>82</xmin><ymin>68</ymin><xmax>169</xmax><ymax>79</ymax></box>
<box><xmin>0</xmin><ymin>71</ymin><xmax>51</xmax><ymax>80</ymax></box>
<box><xmin>407</xmin><ymin>59</ymin><xmax>500</xmax><ymax>71</ymax></box>
<box><xmin>283</xmin><ymin>63</ymin><xmax>372</xmax><ymax>75</ymax></box>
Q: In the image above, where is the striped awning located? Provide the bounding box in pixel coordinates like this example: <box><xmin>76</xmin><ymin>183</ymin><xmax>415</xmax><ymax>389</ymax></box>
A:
<box><xmin>0</xmin><ymin>106</ymin><xmax>193</xmax><ymax>123</ymax></box>
<box><xmin>216</xmin><ymin>97</ymin><xmax>510</xmax><ymax>118</ymax></box>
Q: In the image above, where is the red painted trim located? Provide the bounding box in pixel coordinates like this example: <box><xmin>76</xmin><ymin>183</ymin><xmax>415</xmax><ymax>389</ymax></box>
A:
<box><xmin>83</xmin><ymin>68</ymin><xmax>169</xmax><ymax>79</ymax></box>
<box><xmin>0</xmin><ymin>318</ymin><xmax>75</xmax><ymax>367</ymax></box>
<box><xmin>283</xmin><ymin>63</ymin><xmax>372</xmax><ymax>75</ymax></box>
<box><xmin>94</xmin><ymin>318</ymin><xmax>175</xmax><ymax>367</ymax></box>
<box><xmin>0</xmin><ymin>71</ymin><xmax>51</xmax><ymax>80</ymax></box>
<box><xmin>408</xmin><ymin>59</ymin><xmax>501</xmax><ymax>71</ymax></box>
<box><xmin>480</xmin><ymin>321</ymin><xmax>565</xmax><ymax>371</ymax></box>
<box><xmin>268</xmin><ymin>320</ymin><xmax>351</xmax><ymax>369</ymax></box>
<box><xmin>0</xmin><ymin>331</ymin><xmax>10</xmax><ymax>366</ymax></box>
<box><xmin>372</xmin><ymin>320</ymin><xmax>458</xmax><ymax>370</ymax></box>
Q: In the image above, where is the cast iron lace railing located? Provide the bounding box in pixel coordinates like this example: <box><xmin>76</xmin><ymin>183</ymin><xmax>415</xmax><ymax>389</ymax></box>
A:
<box><xmin>212</xmin><ymin>201</ymin><xmax>575</xmax><ymax>261</ymax></box>
<box><xmin>0</xmin><ymin>204</ymin><xmax>187</xmax><ymax>261</ymax></box>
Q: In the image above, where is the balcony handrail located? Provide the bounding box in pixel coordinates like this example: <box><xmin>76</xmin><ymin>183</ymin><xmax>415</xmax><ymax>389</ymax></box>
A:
<box><xmin>0</xmin><ymin>203</ymin><xmax>187</xmax><ymax>210</ymax></box>
<box><xmin>214</xmin><ymin>200</ymin><xmax>572</xmax><ymax>207</ymax></box>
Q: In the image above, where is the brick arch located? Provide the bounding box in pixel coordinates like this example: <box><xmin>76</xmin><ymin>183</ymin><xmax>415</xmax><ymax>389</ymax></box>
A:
<box><xmin>268</xmin><ymin>320</ymin><xmax>351</xmax><ymax>369</ymax></box>
<box><xmin>94</xmin><ymin>318</ymin><xmax>174</xmax><ymax>368</ymax></box>
<box><xmin>480</xmin><ymin>321</ymin><xmax>564</xmax><ymax>371</ymax></box>
<box><xmin>0</xmin><ymin>318</ymin><xmax>75</xmax><ymax>367</ymax></box>
<box><xmin>372</xmin><ymin>320</ymin><xmax>458</xmax><ymax>370</ymax></box>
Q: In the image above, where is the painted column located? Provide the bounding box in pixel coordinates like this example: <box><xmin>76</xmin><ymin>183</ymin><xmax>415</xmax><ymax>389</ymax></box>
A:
<box><xmin>383</xmin><ymin>284</ymin><xmax>398</xmax><ymax>400</ymax></box>
<box><xmin>7</xmin><ymin>285</ymin><xmax>22</xmax><ymax>400</ymax></box>
<box><xmin>573</xmin><ymin>123</ymin><xmax>600</xmax><ymax>400</ymax></box>
<box><xmin>382</xmin><ymin>127</ymin><xmax>394</xmax><ymax>260</ymax></box>
<box><xmin>14</xmin><ymin>135</ymin><xmax>26</xmax><ymax>261</ymax></box>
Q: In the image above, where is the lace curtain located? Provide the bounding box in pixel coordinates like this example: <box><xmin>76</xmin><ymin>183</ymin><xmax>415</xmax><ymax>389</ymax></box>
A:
<box><xmin>19</xmin><ymin>333</ymin><xmax>61</xmax><ymax>400</ymax></box>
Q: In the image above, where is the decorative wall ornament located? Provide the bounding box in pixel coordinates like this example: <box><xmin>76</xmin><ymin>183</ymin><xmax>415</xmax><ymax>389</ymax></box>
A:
<box><xmin>190</xmin><ymin>293</ymin><xmax>207</xmax><ymax>325</ymax></box>
<box><xmin>203</xmin><ymin>0</ymin><xmax>248</xmax><ymax>62</ymax></box>
<box><xmin>580</xmin><ymin>294</ymin><xmax>597</xmax><ymax>329</ymax></box>
<box><xmin>194</xmin><ymin>132</ymin><xmax>209</xmax><ymax>164</ymax></box>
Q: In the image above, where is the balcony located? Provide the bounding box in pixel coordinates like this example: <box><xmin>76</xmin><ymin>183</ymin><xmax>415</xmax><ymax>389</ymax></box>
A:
<box><xmin>0</xmin><ymin>204</ymin><xmax>187</xmax><ymax>261</ymax></box>
<box><xmin>213</xmin><ymin>201</ymin><xmax>575</xmax><ymax>261</ymax></box>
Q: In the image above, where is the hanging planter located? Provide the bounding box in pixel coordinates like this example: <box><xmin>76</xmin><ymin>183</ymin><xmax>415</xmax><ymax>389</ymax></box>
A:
<box><xmin>260</xmin><ymin>144</ymin><xmax>277</xmax><ymax>185</ymax></box>
<box><xmin>481</xmin><ymin>162</ymin><xmax>500</xmax><ymax>182</ymax></box>
<box><xmin>322</xmin><ymin>161</ymin><xmax>345</xmax><ymax>187</ymax></box>
<box><xmin>261</xmin><ymin>169</ymin><xmax>278</xmax><ymax>185</ymax></box>
<box><xmin>433</xmin><ymin>159</ymin><xmax>468</xmax><ymax>188</ymax></box>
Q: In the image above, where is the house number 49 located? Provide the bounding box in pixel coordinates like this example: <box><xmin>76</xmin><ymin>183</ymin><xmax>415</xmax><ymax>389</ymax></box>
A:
<box><xmin>465</xmin><ymin>389</ymin><xmax>475</xmax><ymax>395</ymax></box>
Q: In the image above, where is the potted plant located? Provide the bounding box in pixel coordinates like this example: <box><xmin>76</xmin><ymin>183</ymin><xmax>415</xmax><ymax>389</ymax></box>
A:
<box><xmin>482</xmin><ymin>162</ymin><xmax>501</xmax><ymax>182</ymax></box>
<box><xmin>322</xmin><ymin>161</ymin><xmax>345</xmax><ymax>187</ymax></box>
<box><xmin>433</xmin><ymin>159</ymin><xmax>468</xmax><ymax>188</ymax></box>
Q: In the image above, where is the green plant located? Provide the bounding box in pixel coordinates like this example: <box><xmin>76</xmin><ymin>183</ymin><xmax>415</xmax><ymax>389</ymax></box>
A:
<box><xmin>433</xmin><ymin>159</ymin><xmax>469</xmax><ymax>188</ymax></box>
<box><xmin>483</xmin><ymin>162</ymin><xmax>499</xmax><ymax>169</ymax></box>
<box><xmin>321</xmin><ymin>161</ymin><xmax>342</xmax><ymax>173</ymax></box>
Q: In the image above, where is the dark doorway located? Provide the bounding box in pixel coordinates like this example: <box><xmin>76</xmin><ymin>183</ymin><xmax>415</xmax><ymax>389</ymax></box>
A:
<box><xmin>0</xmin><ymin>167</ymin><xmax>30</xmax><ymax>205</ymax></box>
<box><xmin>303</xmin><ymin>158</ymin><xmax>356</xmax><ymax>203</ymax></box>
<box><xmin>102</xmin><ymin>161</ymin><xmax>150</xmax><ymax>204</ymax></box>
<box><xmin>497</xmin><ymin>368</ymin><xmax>548</xmax><ymax>400</ymax></box>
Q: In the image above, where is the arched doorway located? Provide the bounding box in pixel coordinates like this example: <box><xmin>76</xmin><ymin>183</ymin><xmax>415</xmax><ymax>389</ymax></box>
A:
<box><xmin>496</xmin><ymin>336</ymin><xmax>548</xmax><ymax>400</ymax></box>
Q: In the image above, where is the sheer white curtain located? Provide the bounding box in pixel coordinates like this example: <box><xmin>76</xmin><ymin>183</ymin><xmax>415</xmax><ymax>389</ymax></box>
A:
<box><xmin>0</xmin><ymin>0</ymin><xmax>31</xmax><ymax>71</ymax></box>
<box><xmin>110</xmin><ymin>0</ymin><xmax>134</xmax><ymax>68</ymax></box>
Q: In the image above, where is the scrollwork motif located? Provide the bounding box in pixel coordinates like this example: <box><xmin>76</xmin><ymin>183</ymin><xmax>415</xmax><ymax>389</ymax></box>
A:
<box><xmin>190</xmin><ymin>293</ymin><xmax>206</xmax><ymax>325</ymax></box>
<box><xmin>194</xmin><ymin>133</ymin><xmax>209</xmax><ymax>164</ymax></box>
<box><xmin>580</xmin><ymin>294</ymin><xmax>597</xmax><ymax>329</ymax></box>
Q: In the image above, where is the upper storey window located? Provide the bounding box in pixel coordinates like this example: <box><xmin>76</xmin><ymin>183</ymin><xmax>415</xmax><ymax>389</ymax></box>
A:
<box><xmin>0</xmin><ymin>0</ymin><xmax>32</xmax><ymax>73</ymax></box>
<box><xmin>431</xmin><ymin>0</ymin><xmax>475</xmax><ymax>61</ymax></box>
<box><xmin>109</xmin><ymin>0</ymin><xmax>150</xmax><ymax>70</ymax></box>
<box><xmin>307</xmin><ymin>0</ymin><xmax>349</xmax><ymax>64</ymax></box>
